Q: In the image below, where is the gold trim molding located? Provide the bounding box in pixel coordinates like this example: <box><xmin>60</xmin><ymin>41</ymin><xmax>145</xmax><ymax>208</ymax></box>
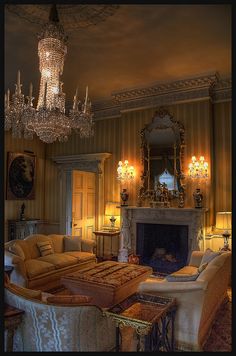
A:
<box><xmin>93</xmin><ymin>73</ymin><xmax>231</xmax><ymax>120</ymax></box>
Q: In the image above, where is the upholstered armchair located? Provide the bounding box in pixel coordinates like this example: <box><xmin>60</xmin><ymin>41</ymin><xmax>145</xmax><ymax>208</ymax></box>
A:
<box><xmin>138</xmin><ymin>250</ymin><xmax>231</xmax><ymax>351</ymax></box>
<box><xmin>5</xmin><ymin>280</ymin><xmax>116</xmax><ymax>352</ymax></box>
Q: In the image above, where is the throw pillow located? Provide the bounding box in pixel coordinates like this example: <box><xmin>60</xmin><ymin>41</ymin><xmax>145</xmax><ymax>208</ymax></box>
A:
<box><xmin>46</xmin><ymin>294</ymin><xmax>92</xmax><ymax>305</ymax></box>
<box><xmin>166</xmin><ymin>266</ymin><xmax>199</xmax><ymax>282</ymax></box>
<box><xmin>9</xmin><ymin>243</ymin><xmax>25</xmax><ymax>260</ymax></box>
<box><xmin>198</xmin><ymin>262</ymin><xmax>208</xmax><ymax>273</ymax></box>
<box><xmin>8</xmin><ymin>283</ymin><xmax>42</xmax><ymax>300</ymax></box>
<box><xmin>64</xmin><ymin>236</ymin><xmax>82</xmax><ymax>252</ymax></box>
<box><xmin>166</xmin><ymin>273</ymin><xmax>199</xmax><ymax>282</ymax></box>
<box><xmin>201</xmin><ymin>248</ymin><xmax>220</xmax><ymax>265</ymax></box>
<box><xmin>37</xmin><ymin>241</ymin><xmax>54</xmax><ymax>257</ymax></box>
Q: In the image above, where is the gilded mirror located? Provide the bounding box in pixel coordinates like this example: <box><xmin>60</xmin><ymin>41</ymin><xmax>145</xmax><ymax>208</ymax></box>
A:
<box><xmin>138</xmin><ymin>107</ymin><xmax>185</xmax><ymax>207</ymax></box>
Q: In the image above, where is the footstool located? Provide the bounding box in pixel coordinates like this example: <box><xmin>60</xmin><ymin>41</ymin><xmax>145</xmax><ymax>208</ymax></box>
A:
<box><xmin>61</xmin><ymin>261</ymin><xmax>153</xmax><ymax>308</ymax></box>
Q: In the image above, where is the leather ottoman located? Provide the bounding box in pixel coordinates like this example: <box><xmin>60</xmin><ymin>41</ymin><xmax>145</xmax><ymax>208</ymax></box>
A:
<box><xmin>61</xmin><ymin>261</ymin><xmax>153</xmax><ymax>308</ymax></box>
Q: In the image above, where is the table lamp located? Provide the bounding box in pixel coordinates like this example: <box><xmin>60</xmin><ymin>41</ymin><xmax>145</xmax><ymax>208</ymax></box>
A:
<box><xmin>105</xmin><ymin>202</ymin><xmax>120</xmax><ymax>231</ymax></box>
<box><xmin>215</xmin><ymin>211</ymin><xmax>232</xmax><ymax>251</ymax></box>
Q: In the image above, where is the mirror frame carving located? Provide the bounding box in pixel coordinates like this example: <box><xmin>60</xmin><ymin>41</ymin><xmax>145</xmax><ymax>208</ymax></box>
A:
<box><xmin>138</xmin><ymin>107</ymin><xmax>185</xmax><ymax>206</ymax></box>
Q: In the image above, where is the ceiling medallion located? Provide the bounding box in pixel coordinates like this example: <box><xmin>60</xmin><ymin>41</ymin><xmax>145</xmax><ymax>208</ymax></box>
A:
<box><xmin>6</xmin><ymin>4</ymin><xmax>120</xmax><ymax>31</ymax></box>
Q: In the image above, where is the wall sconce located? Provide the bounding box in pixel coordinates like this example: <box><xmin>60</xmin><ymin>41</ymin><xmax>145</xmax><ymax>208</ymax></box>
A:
<box><xmin>117</xmin><ymin>160</ymin><xmax>135</xmax><ymax>206</ymax></box>
<box><xmin>215</xmin><ymin>211</ymin><xmax>231</xmax><ymax>251</ymax></box>
<box><xmin>188</xmin><ymin>156</ymin><xmax>208</xmax><ymax>208</ymax></box>
<box><xmin>188</xmin><ymin>156</ymin><xmax>208</xmax><ymax>179</ymax></box>
<box><xmin>105</xmin><ymin>202</ymin><xmax>120</xmax><ymax>231</ymax></box>
<box><xmin>117</xmin><ymin>160</ymin><xmax>135</xmax><ymax>181</ymax></box>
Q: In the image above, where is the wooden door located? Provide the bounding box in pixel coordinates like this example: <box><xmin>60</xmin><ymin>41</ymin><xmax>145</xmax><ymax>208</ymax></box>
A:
<box><xmin>72</xmin><ymin>170</ymin><xmax>95</xmax><ymax>240</ymax></box>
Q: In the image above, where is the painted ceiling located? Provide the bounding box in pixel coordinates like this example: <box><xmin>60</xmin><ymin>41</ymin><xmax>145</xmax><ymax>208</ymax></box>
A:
<box><xmin>5</xmin><ymin>4</ymin><xmax>231</xmax><ymax>105</ymax></box>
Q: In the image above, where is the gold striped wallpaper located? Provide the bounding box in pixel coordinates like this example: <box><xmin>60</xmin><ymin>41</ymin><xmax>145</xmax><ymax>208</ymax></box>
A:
<box><xmin>4</xmin><ymin>132</ymin><xmax>46</xmax><ymax>240</ymax></box>
<box><xmin>4</xmin><ymin>99</ymin><xmax>232</xmax><ymax>239</ymax></box>
<box><xmin>213</xmin><ymin>102</ymin><xmax>232</xmax><ymax>215</ymax></box>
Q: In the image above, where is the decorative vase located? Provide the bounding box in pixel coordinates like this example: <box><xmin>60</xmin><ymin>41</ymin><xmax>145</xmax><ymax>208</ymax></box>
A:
<box><xmin>193</xmin><ymin>188</ymin><xmax>203</xmax><ymax>208</ymax></box>
<box><xmin>120</xmin><ymin>188</ymin><xmax>129</xmax><ymax>206</ymax></box>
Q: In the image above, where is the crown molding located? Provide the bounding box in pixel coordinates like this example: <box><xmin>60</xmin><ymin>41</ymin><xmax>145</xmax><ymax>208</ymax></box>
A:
<box><xmin>93</xmin><ymin>73</ymin><xmax>231</xmax><ymax>120</ymax></box>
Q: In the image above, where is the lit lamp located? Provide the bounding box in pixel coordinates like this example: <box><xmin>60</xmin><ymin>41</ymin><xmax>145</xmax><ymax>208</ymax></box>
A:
<box><xmin>188</xmin><ymin>155</ymin><xmax>208</xmax><ymax>208</ymax></box>
<box><xmin>105</xmin><ymin>202</ymin><xmax>120</xmax><ymax>231</ymax></box>
<box><xmin>215</xmin><ymin>212</ymin><xmax>232</xmax><ymax>251</ymax></box>
<box><xmin>117</xmin><ymin>160</ymin><xmax>135</xmax><ymax>206</ymax></box>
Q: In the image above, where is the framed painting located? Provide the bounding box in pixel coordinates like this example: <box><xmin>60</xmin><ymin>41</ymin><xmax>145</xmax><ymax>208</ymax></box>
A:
<box><xmin>6</xmin><ymin>152</ymin><xmax>36</xmax><ymax>200</ymax></box>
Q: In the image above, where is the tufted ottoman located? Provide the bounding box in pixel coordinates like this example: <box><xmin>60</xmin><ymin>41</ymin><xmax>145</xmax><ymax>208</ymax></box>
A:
<box><xmin>61</xmin><ymin>261</ymin><xmax>153</xmax><ymax>308</ymax></box>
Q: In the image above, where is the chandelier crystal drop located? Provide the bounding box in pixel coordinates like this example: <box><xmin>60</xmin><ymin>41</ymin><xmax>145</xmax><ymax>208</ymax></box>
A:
<box><xmin>5</xmin><ymin>4</ymin><xmax>94</xmax><ymax>144</ymax></box>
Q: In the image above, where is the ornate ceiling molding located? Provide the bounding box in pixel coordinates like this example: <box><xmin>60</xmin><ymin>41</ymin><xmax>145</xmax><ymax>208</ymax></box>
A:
<box><xmin>211</xmin><ymin>78</ymin><xmax>232</xmax><ymax>103</ymax></box>
<box><xmin>93</xmin><ymin>73</ymin><xmax>231</xmax><ymax>120</ymax></box>
<box><xmin>6</xmin><ymin>5</ymin><xmax>120</xmax><ymax>32</ymax></box>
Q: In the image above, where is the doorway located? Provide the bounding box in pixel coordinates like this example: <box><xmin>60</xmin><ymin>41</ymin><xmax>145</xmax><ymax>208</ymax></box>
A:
<box><xmin>72</xmin><ymin>170</ymin><xmax>96</xmax><ymax>239</ymax></box>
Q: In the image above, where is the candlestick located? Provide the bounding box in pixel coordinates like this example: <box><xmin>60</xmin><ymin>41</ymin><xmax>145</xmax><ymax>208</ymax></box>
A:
<box><xmin>73</xmin><ymin>87</ymin><xmax>79</xmax><ymax>110</ymax></box>
<box><xmin>29</xmin><ymin>83</ymin><xmax>33</xmax><ymax>99</ymax></box>
<box><xmin>17</xmin><ymin>70</ymin><xmax>21</xmax><ymax>94</ymax></box>
<box><xmin>7</xmin><ymin>89</ymin><xmax>10</xmax><ymax>108</ymax></box>
<box><xmin>85</xmin><ymin>86</ymin><xmax>88</xmax><ymax>106</ymax></box>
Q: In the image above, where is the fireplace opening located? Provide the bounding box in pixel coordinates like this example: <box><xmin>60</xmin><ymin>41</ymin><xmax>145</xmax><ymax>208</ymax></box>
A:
<box><xmin>136</xmin><ymin>223</ymin><xmax>188</xmax><ymax>275</ymax></box>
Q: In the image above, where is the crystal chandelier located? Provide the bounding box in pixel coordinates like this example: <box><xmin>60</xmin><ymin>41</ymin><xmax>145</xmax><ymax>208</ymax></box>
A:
<box><xmin>5</xmin><ymin>5</ymin><xmax>94</xmax><ymax>143</ymax></box>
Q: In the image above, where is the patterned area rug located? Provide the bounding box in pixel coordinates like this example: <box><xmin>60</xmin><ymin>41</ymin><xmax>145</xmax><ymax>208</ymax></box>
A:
<box><xmin>202</xmin><ymin>289</ymin><xmax>232</xmax><ymax>352</ymax></box>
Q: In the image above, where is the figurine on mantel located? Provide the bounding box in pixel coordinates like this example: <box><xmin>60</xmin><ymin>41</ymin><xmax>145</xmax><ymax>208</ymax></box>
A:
<box><xmin>20</xmin><ymin>203</ymin><xmax>26</xmax><ymax>220</ymax></box>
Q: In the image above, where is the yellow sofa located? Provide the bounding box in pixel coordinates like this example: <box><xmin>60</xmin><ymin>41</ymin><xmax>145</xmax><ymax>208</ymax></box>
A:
<box><xmin>4</xmin><ymin>234</ymin><xmax>97</xmax><ymax>291</ymax></box>
<box><xmin>138</xmin><ymin>250</ymin><xmax>231</xmax><ymax>351</ymax></box>
<box><xmin>4</xmin><ymin>278</ymin><xmax>116</xmax><ymax>352</ymax></box>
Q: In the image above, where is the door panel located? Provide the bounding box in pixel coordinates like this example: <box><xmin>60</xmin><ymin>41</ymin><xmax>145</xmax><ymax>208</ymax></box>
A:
<box><xmin>72</xmin><ymin>171</ymin><xmax>95</xmax><ymax>239</ymax></box>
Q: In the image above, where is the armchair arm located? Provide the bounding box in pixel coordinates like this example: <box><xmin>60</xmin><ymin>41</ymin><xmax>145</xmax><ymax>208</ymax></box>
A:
<box><xmin>138</xmin><ymin>277</ymin><xmax>208</xmax><ymax>293</ymax></box>
<box><xmin>81</xmin><ymin>239</ymin><xmax>96</xmax><ymax>253</ymax></box>
<box><xmin>4</xmin><ymin>250</ymin><xmax>27</xmax><ymax>285</ymax></box>
<box><xmin>188</xmin><ymin>251</ymin><xmax>204</xmax><ymax>267</ymax></box>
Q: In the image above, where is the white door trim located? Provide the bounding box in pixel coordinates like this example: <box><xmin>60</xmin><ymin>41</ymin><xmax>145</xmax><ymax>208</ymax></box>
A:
<box><xmin>52</xmin><ymin>153</ymin><xmax>112</xmax><ymax>234</ymax></box>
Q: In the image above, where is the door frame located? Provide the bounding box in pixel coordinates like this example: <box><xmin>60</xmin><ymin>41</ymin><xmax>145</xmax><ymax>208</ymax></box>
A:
<box><xmin>52</xmin><ymin>153</ymin><xmax>111</xmax><ymax>234</ymax></box>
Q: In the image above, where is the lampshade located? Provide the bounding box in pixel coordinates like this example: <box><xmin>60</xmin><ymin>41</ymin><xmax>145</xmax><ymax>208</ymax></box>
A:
<box><xmin>105</xmin><ymin>202</ymin><xmax>120</xmax><ymax>217</ymax></box>
<box><xmin>215</xmin><ymin>212</ymin><xmax>232</xmax><ymax>231</ymax></box>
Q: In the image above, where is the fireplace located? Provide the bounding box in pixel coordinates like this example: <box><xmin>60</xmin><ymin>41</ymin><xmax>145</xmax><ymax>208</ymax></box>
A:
<box><xmin>118</xmin><ymin>207</ymin><xmax>207</xmax><ymax>265</ymax></box>
<box><xmin>136</xmin><ymin>223</ymin><xmax>188</xmax><ymax>274</ymax></box>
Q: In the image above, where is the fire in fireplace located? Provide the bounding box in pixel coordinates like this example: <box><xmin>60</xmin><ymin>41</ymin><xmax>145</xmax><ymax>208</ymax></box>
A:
<box><xmin>136</xmin><ymin>223</ymin><xmax>188</xmax><ymax>275</ymax></box>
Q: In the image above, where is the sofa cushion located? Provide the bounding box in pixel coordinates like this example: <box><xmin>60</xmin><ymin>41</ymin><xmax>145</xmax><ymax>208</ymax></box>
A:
<box><xmin>48</xmin><ymin>234</ymin><xmax>64</xmax><ymax>253</ymax></box>
<box><xmin>46</xmin><ymin>294</ymin><xmax>93</xmax><ymax>305</ymax></box>
<box><xmin>37</xmin><ymin>241</ymin><xmax>54</xmax><ymax>257</ymax></box>
<box><xmin>8</xmin><ymin>283</ymin><xmax>42</xmax><ymax>300</ymax></box>
<box><xmin>64</xmin><ymin>236</ymin><xmax>82</xmax><ymax>252</ymax></box>
<box><xmin>25</xmin><ymin>259</ymin><xmax>56</xmax><ymax>278</ymax></box>
<box><xmin>38</xmin><ymin>253</ymin><xmax>78</xmax><ymax>269</ymax></box>
<box><xmin>201</xmin><ymin>248</ymin><xmax>220</xmax><ymax>265</ymax></box>
<box><xmin>9</xmin><ymin>242</ymin><xmax>25</xmax><ymax>260</ymax></box>
<box><xmin>64</xmin><ymin>251</ymin><xmax>95</xmax><ymax>262</ymax></box>
<box><xmin>166</xmin><ymin>266</ymin><xmax>199</xmax><ymax>282</ymax></box>
<box><xmin>24</xmin><ymin>235</ymin><xmax>53</xmax><ymax>259</ymax></box>
<box><xmin>81</xmin><ymin>239</ymin><xmax>96</xmax><ymax>252</ymax></box>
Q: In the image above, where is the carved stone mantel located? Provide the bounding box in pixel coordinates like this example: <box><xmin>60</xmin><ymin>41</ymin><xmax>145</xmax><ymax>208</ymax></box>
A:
<box><xmin>119</xmin><ymin>206</ymin><xmax>208</xmax><ymax>263</ymax></box>
<box><xmin>52</xmin><ymin>153</ymin><xmax>111</xmax><ymax>234</ymax></box>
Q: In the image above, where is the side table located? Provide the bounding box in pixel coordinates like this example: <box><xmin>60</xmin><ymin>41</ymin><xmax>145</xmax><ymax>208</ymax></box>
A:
<box><xmin>104</xmin><ymin>292</ymin><xmax>176</xmax><ymax>352</ymax></box>
<box><xmin>93</xmin><ymin>230</ymin><xmax>120</xmax><ymax>259</ymax></box>
<box><xmin>4</xmin><ymin>303</ymin><xmax>25</xmax><ymax>352</ymax></box>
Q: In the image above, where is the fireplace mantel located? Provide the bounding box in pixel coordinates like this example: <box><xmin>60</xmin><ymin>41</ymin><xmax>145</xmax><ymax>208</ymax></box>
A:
<box><xmin>119</xmin><ymin>206</ymin><xmax>208</xmax><ymax>262</ymax></box>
